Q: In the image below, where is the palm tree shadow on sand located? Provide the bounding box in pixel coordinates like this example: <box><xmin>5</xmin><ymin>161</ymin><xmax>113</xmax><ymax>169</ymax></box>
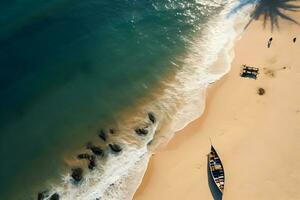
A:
<box><xmin>232</xmin><ymin>0</ymin><xmax>300</xmax><ymax>30</ymax></box>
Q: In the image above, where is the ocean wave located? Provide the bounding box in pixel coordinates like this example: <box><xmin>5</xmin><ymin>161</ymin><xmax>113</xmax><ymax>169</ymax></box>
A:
<box><xmin>39</xmin><ymin>1</ymin><xmax>253</xmax><ymax>200</ymax></box>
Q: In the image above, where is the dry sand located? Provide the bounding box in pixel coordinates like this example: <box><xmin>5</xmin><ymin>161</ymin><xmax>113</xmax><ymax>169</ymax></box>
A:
<box><xmin>134</xmin><ymin>11</ymin><xmax>300</xmax><ymax>200</ymax></box>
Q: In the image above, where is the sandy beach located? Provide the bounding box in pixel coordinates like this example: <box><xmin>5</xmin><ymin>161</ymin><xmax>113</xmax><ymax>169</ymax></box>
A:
<box><xmin>134</xmin><ymin>9</ymin><xmax>300</xmax><ymax>200</ymax></box>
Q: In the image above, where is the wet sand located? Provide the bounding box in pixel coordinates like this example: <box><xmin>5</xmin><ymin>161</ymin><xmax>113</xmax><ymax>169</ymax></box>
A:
<box><xmin>134</xmin><ymin>11</ymin><xmax>300</xmax><ymax>200</ymax></box>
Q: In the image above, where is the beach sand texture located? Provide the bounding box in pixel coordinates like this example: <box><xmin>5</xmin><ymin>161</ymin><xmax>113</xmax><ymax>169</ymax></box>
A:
<box><xmin>134</xmin><ymin>9</ymin><xmax>300</xmax><ymax>200</ymax></box>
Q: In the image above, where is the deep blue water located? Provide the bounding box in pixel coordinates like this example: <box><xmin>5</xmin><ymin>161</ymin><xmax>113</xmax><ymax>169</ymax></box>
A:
<box><xmin>0</xmin><ymin>0</ymin><xmax>222</xmax><ymax>199</ymax></box>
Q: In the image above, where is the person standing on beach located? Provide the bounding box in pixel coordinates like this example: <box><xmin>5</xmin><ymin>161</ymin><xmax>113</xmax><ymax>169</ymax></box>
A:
<box><xmin>293</xmin><ymin>37</ymin><xmax>297</xmax><ymax>43</ymax></box>
<box><xmin>267</xmin><ymin>37</ymin><xmax>273</xmax><ymax>48</ymax></box>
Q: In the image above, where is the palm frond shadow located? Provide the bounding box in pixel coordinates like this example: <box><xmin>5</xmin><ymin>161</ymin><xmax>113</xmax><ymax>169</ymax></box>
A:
<box><xmin>232</xmin><ymin>0</ymin><xmax>300</xmax><ymax>31</ymax></box>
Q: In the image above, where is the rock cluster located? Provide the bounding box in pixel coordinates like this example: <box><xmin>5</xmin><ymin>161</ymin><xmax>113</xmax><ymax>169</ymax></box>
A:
<box><xmin>37</xmin><ymin>112</ymin><xmax>157</xmax><ymax>199</ymax></box>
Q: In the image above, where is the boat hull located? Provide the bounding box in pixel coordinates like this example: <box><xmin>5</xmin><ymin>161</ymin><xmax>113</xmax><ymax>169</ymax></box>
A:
<box><xmin>207</xmin><ymin>155</ymin><xmax>223</xmax><ymax>200</ymax></box>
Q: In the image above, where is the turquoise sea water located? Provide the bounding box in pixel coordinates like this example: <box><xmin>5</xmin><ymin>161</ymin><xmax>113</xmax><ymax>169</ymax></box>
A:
<box><xmin>0</xmin><ymin>0</ymin><xmax>233</xmax><ymax>199</ymax></box>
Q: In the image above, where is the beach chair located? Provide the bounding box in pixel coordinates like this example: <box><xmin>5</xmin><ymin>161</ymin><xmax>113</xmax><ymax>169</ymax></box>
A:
<box><xmin>240</xmin><ymin>65</ymin><xmax>259</xmax><ymax>79</ymax></box>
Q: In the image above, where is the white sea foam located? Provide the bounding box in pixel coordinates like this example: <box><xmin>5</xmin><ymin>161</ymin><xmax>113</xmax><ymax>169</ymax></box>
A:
<box><xmin>44</xmin><ymin>1</ymin><xmax>254</xmax><ymax>199</ymax></box>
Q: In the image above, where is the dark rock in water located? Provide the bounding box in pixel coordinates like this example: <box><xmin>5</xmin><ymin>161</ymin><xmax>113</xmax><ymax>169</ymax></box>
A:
<box><xmin>109</xmin><ymin>144</ymin><xmax>122</xmax><ymax>153</ymax></box>
<box><xmin>135</xmin><ymin>128</ymin><xmax>148</xmax><ymax>136</ymax></box>
<box><xmin>258</xmin><ymin>88</ymin><xmax>265</xmax><ymax>95</ymax></box>
<box><xmin>147</xmin><ymin>140</ymin><xmax>153</xmax><ymax>146</ymax></box>
<box><xmin>71</xmin><ymin>167</ymin><xmax>83</xmax><ymax>182</ymax></box>
<box><xmin>86</xmin><ymin>142</ymin><xmax>93</xmax><ymax>149</ymax></box>
<box><xmin>77</xmin><ymin>153</ymin><xmax>96</xmax><ymax>170</ymax></box>
<box><xmin>98</xmin><ymin>130</ymin><xmax>107</xmax><ymax>141</ymax></box>
<box><xmin>109</xmin><ymin>129</ymin><xmax>115</xmax><ymax>134</ymax></box>
<box><xmin>88</xmin><ymin>154</ymin><xmax>96</xmax><ymax>162</ymax></box>
<box><xmin>77</xmin><ymin>153</ymin><xmax>91</xmax><ymax>160</ymax></box>
<box><xmin>50</xmin><ymin>193</ymin><xmax>59</xmax><ymax>200</ymax></box>
<box><xmin>88</xmin><ymin>160</ymin><xmax>96</xmax><ymax>170</ymax></box>
<box><xmin>90</xmin><ymin>146</ymin><xmax>104</xmax><ymax>156</ymax></box>
<box><xmin>86</xmin><ymin>142</ymin><xmax>104</xmax><ymax>156</ymax></box>
<box><xmin>88</xmin><ymin>155</ymin><xmax>96</xmax><ymax>170</ymax></box>
<box><xmin>37</xmin><ymin>193</ymin><xmax>44</xmax><ymax>200</ymax></box>
<box><xmin>148</xmin><ymin>112</ymin><xmax>156</xmax><ymax>124</ymax></box>
<box><xmin>37</xmin><ymin>191</ymin><xmax>48</xmax><ymax>200</ymax></box>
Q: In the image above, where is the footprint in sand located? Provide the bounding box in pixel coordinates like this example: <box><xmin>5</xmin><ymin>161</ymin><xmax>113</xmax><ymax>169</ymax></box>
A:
<box><xmin>263</xmin><ymin>66</ymin><xmax>290</xmax><ymax>78</ymax></box>
<box><xmin>263</xmin><ymin>68</ymin><xmax>276</xmax><ymax>78</ymax></box>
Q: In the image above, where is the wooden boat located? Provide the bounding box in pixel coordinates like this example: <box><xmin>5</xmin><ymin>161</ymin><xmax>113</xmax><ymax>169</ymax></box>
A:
<box><xmin>207</xmin><ymin>145</ymin><xmax>225</xmax><ymax>199</ymax></box>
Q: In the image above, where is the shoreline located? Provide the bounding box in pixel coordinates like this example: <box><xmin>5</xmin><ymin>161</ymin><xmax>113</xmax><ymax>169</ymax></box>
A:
<box><xmin>24</xmin><ymin>3</ymin><xmax>252</xmax><ymax>200</ymax></box>
<box><xmin>134</xmin><ymin>8</ymin><xmax>300</xmax><ymax>200</ymax></box>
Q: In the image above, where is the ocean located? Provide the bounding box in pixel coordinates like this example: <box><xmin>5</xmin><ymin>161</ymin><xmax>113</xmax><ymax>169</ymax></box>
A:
<box><xmin>0</xmin><ymin>0</ymin><xmax>251</xmax><ymax>199</ymax></box>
